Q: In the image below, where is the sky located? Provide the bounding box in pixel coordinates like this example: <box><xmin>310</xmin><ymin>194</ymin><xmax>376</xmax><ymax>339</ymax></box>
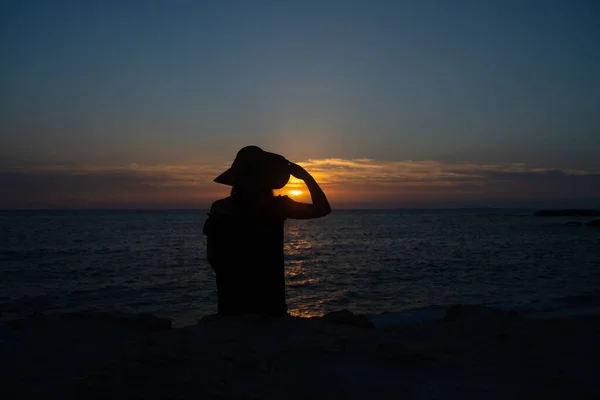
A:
<box><xmin>1</xmin><ymin>0</ymin><xmax>599</xmax><ymax>209</ymax></box>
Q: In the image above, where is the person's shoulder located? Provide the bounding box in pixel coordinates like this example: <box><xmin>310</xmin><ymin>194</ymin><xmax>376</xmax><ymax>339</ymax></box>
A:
<box><xmin>209</xmin><ymin>197</ymin><xmax>235</xmax><ymax>215</ymax></box>
<box><xmin>275</xmin><ymin>195</ymin><xmax>294</xmax><ymax>205</ymax></box>
<box><xmin>274</xmin><ymin>195</ymin><xmax>298</xmax><ymax>212</ymax></box>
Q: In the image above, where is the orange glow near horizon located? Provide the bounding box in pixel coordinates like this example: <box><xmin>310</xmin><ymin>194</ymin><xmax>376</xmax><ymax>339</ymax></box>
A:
<box><xmin>4</xmin><ymin>158</ymin><xmax>598</xmax><ymax>209</ymax></box>
<box><xmin>276</xmin><ymin>175</ymin><xmax>308</xmax><ymax>199</ymax></box>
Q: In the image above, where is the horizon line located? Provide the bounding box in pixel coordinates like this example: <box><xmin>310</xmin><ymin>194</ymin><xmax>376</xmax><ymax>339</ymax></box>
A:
<box><xmin>1</xmin><ymin>206</ymin><xmax>576</xmax><ymax>212</ymax></box>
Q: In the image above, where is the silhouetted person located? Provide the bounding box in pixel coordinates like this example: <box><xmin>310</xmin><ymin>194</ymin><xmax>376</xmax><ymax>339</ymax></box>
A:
<box><xmin>203</xmin><ymin>146</ymin><xmax>331</xmax><ymax>316</ymax></box>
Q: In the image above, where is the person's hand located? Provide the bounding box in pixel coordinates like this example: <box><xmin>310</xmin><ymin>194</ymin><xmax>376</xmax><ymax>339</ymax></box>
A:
<box><xmin>288</xmin><ymin>162</ymin><xmax>311</xmax><ymax>181</ymax></box>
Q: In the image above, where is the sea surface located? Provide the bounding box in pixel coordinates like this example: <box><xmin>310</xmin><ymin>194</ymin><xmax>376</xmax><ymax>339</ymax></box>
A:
<box><xmin>2</xmin><ymin>209</ymin><xmax>600</xmax><ymax>327</ymax></box>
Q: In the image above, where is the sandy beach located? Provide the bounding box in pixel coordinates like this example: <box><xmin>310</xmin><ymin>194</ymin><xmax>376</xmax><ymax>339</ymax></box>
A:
<box><xmin>2</xmin><ymin>308</ymin><xmax>600</xmax><ymax>400</ymax></box>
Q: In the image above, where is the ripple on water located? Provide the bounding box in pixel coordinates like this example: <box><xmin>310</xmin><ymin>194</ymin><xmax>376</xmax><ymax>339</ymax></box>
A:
<box><xmin>1</xmin><ymin>210</ymin><xmax>600</xmax><ymax>325</ymax></box>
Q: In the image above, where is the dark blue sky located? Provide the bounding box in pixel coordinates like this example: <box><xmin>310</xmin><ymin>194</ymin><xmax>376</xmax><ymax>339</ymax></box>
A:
<box><xmin>1</xmin><ymin>0</ymin><xmax>599</xmax><ymax>208</ymax></box>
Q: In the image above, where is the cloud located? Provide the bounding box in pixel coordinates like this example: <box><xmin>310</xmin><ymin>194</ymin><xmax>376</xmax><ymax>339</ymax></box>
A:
<box><xmin>295</xmin><ymin>159</ymin><xmax>600</xmax><ymax>207</ymax></box>
<box><xmin>1</xmin><ymin>159</ymin><xmax>600</xmax><ymax>208</ymax></box>
<box><xmin>297</xmin><ymin>158</ymin><xmax>598</xmax><ymax>185</ymax></box>
<box><xmin>0</xmin><ymin>163</ymin><xmax>230</xmax><ymax>208</ymax></box>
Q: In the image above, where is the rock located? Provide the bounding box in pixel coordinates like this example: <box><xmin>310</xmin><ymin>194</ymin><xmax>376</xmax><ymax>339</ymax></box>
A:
<box><xmin>199</xmin><ymin>310</ymin><xmax>374</xmax><ymax>328</ymax></box>
<box><xmin>534</xmin><ymin>209</ymin><xmax>600</xmax><ymax>217</ymax></box>
<box><xmin>586</xmin><ymin>219</ymin><xmax>600</xmax><ymax>227</ymax></box>
<box><xmin>1</xmin><ymin>312</ymin><xmax>171</xmax><ymax>400</ymax></box>
<box><xmin>7</xmin><ymin>311</ymin><xmax>600</xmax><ymax>399</ymax></box>
<box><xmin>197</xmin><ymin>313</ymin><xmax>296</xmax><ymax>325</ymax></box>
<box><xmin>321</xmin><ymin>309</ymin><xmax>374</xmax><ymax>328</ymax></box>
<box><xmin>444</xmin><ymin>305</ymin><xmax>518</xmax><ymax>321</ymax></box>
<box><xmin>65</xmin><ymin>312</ymin><xmax>172</xmax><ymax>331</ymax></box>
<box><xmin>5</xmin><ymin>312</ymin><xmax>172</xmax><ymax>332</ymax></box>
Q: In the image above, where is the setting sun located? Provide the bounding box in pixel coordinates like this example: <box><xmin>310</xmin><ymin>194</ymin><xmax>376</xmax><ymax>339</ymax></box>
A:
<box><xmin>289</xmin><ymin>190</ymin><xmax>303</xmax><ymax>196</ymax></box>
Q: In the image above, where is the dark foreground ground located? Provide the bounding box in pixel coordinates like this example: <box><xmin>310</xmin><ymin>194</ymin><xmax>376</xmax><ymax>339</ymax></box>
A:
<box><xmin>1</xmin><ymin>308</ymin><xmax>600</xmax><ymax>400</ymax></box>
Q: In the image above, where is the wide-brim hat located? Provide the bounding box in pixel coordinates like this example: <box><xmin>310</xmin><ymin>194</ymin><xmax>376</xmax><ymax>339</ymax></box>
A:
<box><xmin>214</xmin><ymin>145</ymin><xmax>290</xmax><ymax>189</ymax></box>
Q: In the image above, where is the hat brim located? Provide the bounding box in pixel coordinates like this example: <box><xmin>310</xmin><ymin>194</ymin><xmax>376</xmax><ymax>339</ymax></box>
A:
<box><xmin>213</xmin><ymin>151</ymin><xmax>290</xmax><ymax>189</ymax></box>
<box><xmin>214</xmin><ymin>167</ymin><xmax>237</xmax><ymax>186</ymax></box>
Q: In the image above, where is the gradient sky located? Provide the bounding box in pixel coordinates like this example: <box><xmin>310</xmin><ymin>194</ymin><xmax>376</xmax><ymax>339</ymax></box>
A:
<box><xmin>1</xmin><ymin>0</ymin><xmax>599</xmax><ymax>208</ymax></box>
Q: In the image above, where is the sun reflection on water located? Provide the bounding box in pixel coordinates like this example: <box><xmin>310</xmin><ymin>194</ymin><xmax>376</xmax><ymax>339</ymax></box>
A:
<box><xmin>288</xmin><ymin>309</ymin><xmax>324</xmax><ymax>318</ymax></box>
<box><xmin>284</xmin><ymin>221</ymin><xmax>326</xmax><ymax>317</ymax></box>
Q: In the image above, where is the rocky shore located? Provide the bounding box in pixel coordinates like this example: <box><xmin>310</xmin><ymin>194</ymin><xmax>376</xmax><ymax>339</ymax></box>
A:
<box><xmin>2</xmin><ymin>309</ymin><xmax>600</xmax><ymax>399</ymax></box>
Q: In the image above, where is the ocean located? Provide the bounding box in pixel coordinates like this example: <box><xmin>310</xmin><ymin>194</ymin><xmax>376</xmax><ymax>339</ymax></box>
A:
<box><xmin>2</xmin><ymin>209</ymin><xmax>600</xmax><ymax>327</ymax></box>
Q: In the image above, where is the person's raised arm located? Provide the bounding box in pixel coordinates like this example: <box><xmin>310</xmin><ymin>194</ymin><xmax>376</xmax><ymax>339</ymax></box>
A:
<box><xmin>285</xmin><ymin>162</ymin><xmax>331</xmax><ymax>219</ymax></box>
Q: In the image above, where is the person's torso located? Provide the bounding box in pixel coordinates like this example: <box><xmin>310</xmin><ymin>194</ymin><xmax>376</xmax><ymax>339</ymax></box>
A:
<box><xmin>205</xmin><ymin>196</ymin><xmax>287</xmax><ymax>271</ymax></box>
